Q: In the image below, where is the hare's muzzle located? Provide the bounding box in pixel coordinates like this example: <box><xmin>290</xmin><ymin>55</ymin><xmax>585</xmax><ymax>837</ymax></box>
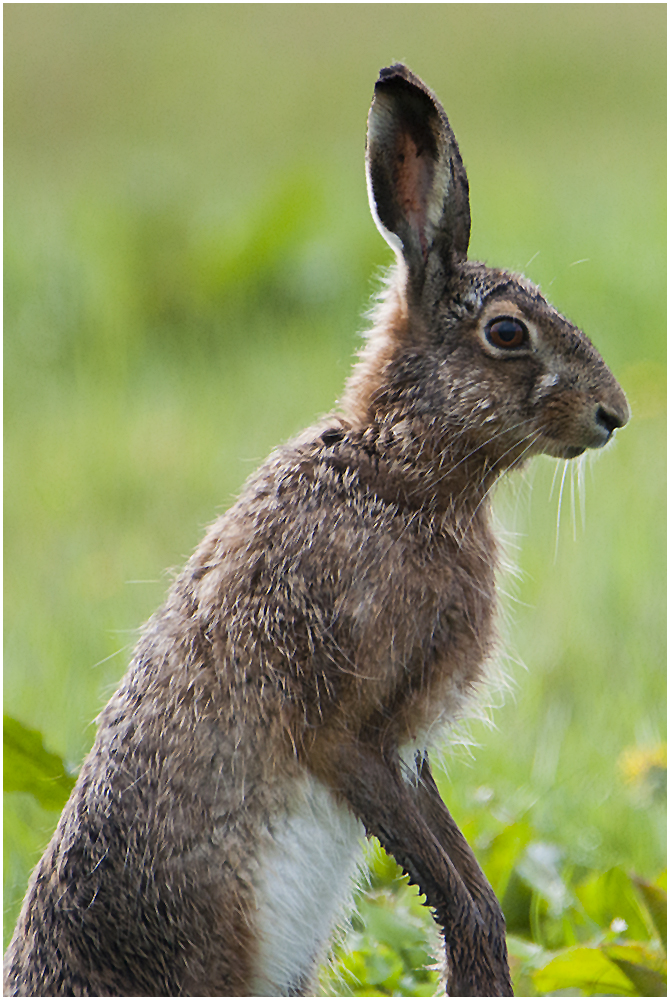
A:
<box><xmin>593</xmin><ymin>400</ymin><xmax>629</xmax><ymax>446</ymax></box>
<box><xmin>538</xmin><ymin>381</ymin><xmax>630</xmax><ymax>459</ymax></box>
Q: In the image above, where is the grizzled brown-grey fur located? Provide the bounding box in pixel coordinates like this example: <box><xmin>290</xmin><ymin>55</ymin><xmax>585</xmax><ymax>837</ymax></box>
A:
<box><xmin>5</xmin><ymin>63</ymin><xmax>628</xmax><ymax>997</ymax></box>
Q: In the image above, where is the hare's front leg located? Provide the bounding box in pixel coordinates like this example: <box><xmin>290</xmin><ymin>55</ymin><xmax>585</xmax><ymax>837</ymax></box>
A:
<box><xmin>310</xmin><ymin>738</ymin><xmax>512</xmax><ymax>997</ymax></box>
<box><xmin>410</xmin><ymin>754</ymin><xmax>512</xmax><ymax>995</ymax></box>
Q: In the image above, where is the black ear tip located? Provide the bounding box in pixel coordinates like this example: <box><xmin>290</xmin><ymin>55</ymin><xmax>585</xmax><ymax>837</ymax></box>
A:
<box><xmin>375</xmin><ymin>64</ymin><xmax>428</xmax><ymax>100</ymax></box>
<box><xmin>376</xmin><ymin>64</ymin><xmax>422</xmax><ymax>94</ymax></box>
<box><xmin>378</xmin><ymin>63</ymin><xmax>411</xmax><ymax>83</ymax></box>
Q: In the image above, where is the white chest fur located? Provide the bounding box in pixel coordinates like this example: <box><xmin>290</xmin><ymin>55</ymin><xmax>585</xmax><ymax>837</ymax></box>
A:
<box><xmin>250</xmin><ymin>774</ymin><xmax>364</xmax><ymax>996</ymax></box>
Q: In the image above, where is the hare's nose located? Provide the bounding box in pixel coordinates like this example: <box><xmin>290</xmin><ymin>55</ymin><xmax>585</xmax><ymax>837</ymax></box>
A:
<box><xmin>595</xmin><ymin>402</ymin><xmax>628</xmax><ymax>437</ymax></box>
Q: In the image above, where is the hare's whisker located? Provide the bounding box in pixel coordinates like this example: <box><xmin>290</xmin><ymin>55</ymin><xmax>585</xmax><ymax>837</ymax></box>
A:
<box><xmin>578</xmin><ymin>453</ymin><xmax>587</xmax><ymax>530</ymax></box>
<box><xmin>554</xmin><ymin>460</ymin><xmax>569</xmax><ymax>562</ymax></box>
<box><xmin>458</xmin><ymin>431</ymin><xmax>541</xmax><ymax>546</ymax></box>
<box><xmin>432</xmin><ymin>417</ymin><xmax>537</xmax><ymax>490</ymax></box>
<box><xmin>548</xmin><ymin>457</ymin><xmax>562</xmax><ymax>501</ymax></box>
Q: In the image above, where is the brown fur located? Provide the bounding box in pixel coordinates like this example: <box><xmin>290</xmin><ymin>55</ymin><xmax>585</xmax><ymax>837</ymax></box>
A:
<box><xmin>4</xmin><ymin>63</ymin><xmax>628</xmax><ymax>997</ymax></box>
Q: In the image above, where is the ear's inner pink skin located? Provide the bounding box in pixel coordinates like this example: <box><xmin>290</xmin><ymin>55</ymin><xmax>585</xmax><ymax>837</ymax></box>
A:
<box><xmin>394</xmin><ymin>132</ymin><xmax>435</xmax><ymax>258</ymax></box>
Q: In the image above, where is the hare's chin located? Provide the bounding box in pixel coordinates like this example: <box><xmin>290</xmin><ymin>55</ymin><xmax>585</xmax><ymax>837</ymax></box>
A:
<box><xmin>563</xmin><ymin>445</ymin><xmax>587</xmax><ymax>459</ymax></box>
<box><xmin>543</xmin><ymin>442</ymin><xmax>587</xmax><ymax>460</ymax></box>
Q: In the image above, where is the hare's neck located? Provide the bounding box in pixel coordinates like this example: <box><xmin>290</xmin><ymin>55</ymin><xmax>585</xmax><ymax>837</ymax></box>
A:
<box><xmin>342</xmin><ymin>283</ymin><xmax>508</xmax><ymax>515</ymax></box>
<box><xmin>361</xmin><ymin>415</ymin><xmax>501</xmax><ymax>520</ymax></box>
<box><xmin>341</xmin><ymin>269</ymin><xmax>409</xmax><ymax>427</ymax></box>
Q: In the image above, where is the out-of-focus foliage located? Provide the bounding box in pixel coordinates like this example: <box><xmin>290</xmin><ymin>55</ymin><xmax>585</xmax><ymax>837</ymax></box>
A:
<box><xmin>4</xmin><ymin>6</ymin><xmax>665</xmax><ymax>992</ymax></box>
<box><xmin>7</xmin><ymin>727</ymin><xmax>665</xmax><ymax>995</ymax></box>
<box><xmin>3</xmin><ymin>716</ymin><xmax>75</xmax><ymax>812</ymax></box>
<box><xmin>320</xmin><ymin>806</ymin><xmax>667</xmax><ymax>997</ymax></box>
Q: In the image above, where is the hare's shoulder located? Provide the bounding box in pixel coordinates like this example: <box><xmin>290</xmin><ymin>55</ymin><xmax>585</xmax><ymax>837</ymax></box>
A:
<box><xmin>187</xmin><ymin>420</ymin><xmax>498</xmax><ymax>613</ymax></box>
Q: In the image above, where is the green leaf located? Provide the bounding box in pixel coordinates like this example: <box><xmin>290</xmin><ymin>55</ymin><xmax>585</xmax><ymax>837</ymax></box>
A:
<box><xmin>632</xmin><ymin>876</ymin><xmax>668</xmax><ymax>948</ymax></box>
<box><xmin>576</xmin><ymin>867</ymin><xmax>651</xmax><ymax>940</ymax></box>
<box><xmin>3</xmin><ymin>715</ymin><xmax>75</xmax><ymax>811</ymax></box>
<box><xmin>365</xmin><ymin>838</ymin><xmax>406</xmax><ymax>889</ymax></box>
<box><xmin>334</xmin><ymin>941</ymin><xmax>402</xmax><ymax>994</ymax></box>
<box><xmin>501</xmin><ymin>867</ymin><xmax>534</xmax><ymax>936</ymax></box>
<box><xmin>534</xmin><ymin>946</ymin><xmax>637</xmax><ymax>996</ymax></box>
<box><xmin>605</xmin><ymin>944</ymin><xmax>667</xmax><ymax>997</ymax></box>
<box><xmin>358</xmin><ymin>897</ymin><xmax>427</xmax><ymax>953</ymax></box>
<box><xmin>365</xmin><ymin>941</ymin><xmax>404</xmax><ymax>988</ymax></box>
<box><xmin>609</xmin><ymin>958</ymin><xmax>667</xmax><ymax>997</ymax></box>
<box><xmin>483</xmin><ymin>819</ymin><xmax>533</xmax><ymax>898</ymax></box>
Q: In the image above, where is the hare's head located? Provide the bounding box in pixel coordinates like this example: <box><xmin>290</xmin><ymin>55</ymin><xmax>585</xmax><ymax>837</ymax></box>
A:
<box><xmin>351</xmin><ymin>64</ymin><xmax>629</xmax><ymax>472</ymax></box>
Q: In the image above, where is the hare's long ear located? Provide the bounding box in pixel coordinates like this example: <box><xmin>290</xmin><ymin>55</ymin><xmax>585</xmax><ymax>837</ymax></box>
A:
<box><xmin>366</xmin><ymin>64</ymin><xmax>470</xmax><ymax>285</ymax></box>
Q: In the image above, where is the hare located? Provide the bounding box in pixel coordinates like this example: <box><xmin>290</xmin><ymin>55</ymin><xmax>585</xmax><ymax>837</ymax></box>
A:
<box><xmin>4</xmin><ymin>63</ymin><xmax>629</xmax><ymax>998</ymax></box>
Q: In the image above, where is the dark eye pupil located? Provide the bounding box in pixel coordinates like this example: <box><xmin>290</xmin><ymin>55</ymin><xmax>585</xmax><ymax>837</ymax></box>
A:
<box><xmin>487</xmin><ymin>317</ymin><xmax>527</xmax><ymax>349</ymax></box>
<box><xmin>495</xmin><ymin>322</ymin><xmax>518</xmax><ymax>342</ymax></box>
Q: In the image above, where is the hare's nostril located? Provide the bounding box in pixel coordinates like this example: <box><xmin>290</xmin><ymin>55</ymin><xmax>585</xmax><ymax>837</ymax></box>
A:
<box><xmin>595</xmin><ymin>404</ymin><xmax>626</xmax><ymax>436</ymax></box>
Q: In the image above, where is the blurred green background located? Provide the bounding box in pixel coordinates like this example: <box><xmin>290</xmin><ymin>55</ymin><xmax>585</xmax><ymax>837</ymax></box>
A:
<box><xmin>4</xmin><ymin>4</ymin><xmax>665</xmax><ymax>992</ymax></box>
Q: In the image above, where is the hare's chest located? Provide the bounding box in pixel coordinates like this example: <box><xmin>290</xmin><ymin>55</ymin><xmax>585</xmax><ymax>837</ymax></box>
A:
<box><xmin>401</xmin><ymin>522</ymin><xmax>497</xmax><ymax>646</ymax></box>
<box><xmin>419</xmin><ymin>564</ymin><xmax>498</xmax><ymax>717</ymax></box>
<box><xmin>439</xmin><ymin>544</ymin><xmax>498</xmax><ymax>658</ymax></box>
<box><xmin>374</xmin><ymin>525</ymin><xmax>499</xmax><ymax>728</ymax></box>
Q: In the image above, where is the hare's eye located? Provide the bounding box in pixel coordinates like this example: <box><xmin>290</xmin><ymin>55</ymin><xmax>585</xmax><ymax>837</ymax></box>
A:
<box><xmin>486</xmin><ymin>317</ymin><xmax>528</xmax><ymax>350</ymax></box>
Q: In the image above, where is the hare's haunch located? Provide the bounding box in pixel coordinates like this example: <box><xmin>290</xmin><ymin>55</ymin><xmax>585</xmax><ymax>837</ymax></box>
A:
<box><xmin>4</xmin><ymin>64</ymin><xmax>628</xmax><ymax>998</ymax></box>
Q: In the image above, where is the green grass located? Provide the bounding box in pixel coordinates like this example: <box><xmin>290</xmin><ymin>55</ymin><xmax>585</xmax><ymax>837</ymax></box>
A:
<box><xmin>4</xmin><ymin>6</ymin><xmax>665</xmax><ymax>992</ymax></box>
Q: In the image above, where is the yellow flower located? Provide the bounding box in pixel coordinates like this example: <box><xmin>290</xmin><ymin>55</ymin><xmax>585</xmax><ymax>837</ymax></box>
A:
<box><xmin>619</xmin><ymin>743</ymin><xmax>667</xmax><ymax>804</ymax></box>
